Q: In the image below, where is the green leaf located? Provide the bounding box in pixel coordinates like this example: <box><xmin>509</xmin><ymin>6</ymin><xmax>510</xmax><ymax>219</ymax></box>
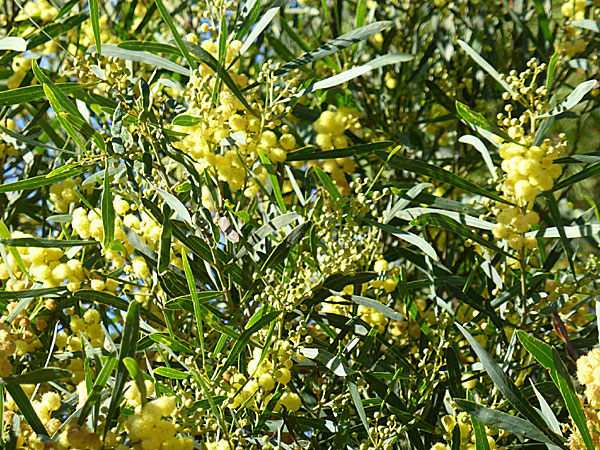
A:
<box><xmin>376</xmin><ymin>150</ymin><xmax>512</xmax><ymax>205</ymax></box>
<box><xmin>0</xmin><ymin>238</ymin><xmax>97</xmax><ymax>248</ymax></box>
<box><xmin>572</xmin><ymin>19</ymin><xmax>600</xmax><ymax>32</ymax></box>
<box><xmin>314</xmin><ymin>166</ymin><xmax>342</xmax><ymax>203</ymax></box>
<box><xmin>361</xmin><ymin>217</ymin><xmax>438</xmax><ymax>260</ymax></box>
<box><xmin>89</xmin><ymin>0</ymin><xmax>101</xmax><ymax>55</ymax></box>
<box><xmin>217</xmin><ymin>310</ymin><xmax>281</xmax><ymax>378</ymax></box>
<box><xmin>99</xmin><ymin>44</ymin><xmax>190</xmax><ymax>76</ymax></box>
<box><xmin>0</xmin><ymin>166</ymin><xmax>88</xmax><ymax>193</ymax></box>
<box><xmin>148</xmin><ymin>333</ymin><xmax>194</xmax><ymax>354</ymax></box>
<box><xmin>340</xmin><ymin>292</ymin><xmax>403</xmax><ymax>321</ymax></box>
<box><xmin>0</xmin><ymin>82</ymin><xmax>86</xmax><ymax>106</ymax></box>
<box><xmin>0</xmin><ymin>37</ymin><xmax>27</xmax><ymax>51</ymax></box>
<box><xmin>158</xmin><ymin>206</ymin><xmax>172</xmax><ymax>274</ymax></box>
<box><xmin>240</xmin><ymin>7</ymin><xmax>280</xmax><ymax>55</ymax></box>
<box><xmin>184</xmin><ymin>41</ymin><xmax>255</xmax><ymax>114</ymax></box>
<box><xmin>118</xmin><ymin>40</ymin><xmax>181</xmax><ymax>55</ymax></box>
<box><xmin>544</xmin><ymin>193</ymin><xmax>575</xmax><ymax>275</ymax></box>
<box><xmin>458</xmin><ymin>135</ymin><xmax>497</xmax><ymax>179</ymax></box>
<box><xmin>123</xmin><ymin>357</ymin><xmax>146</xmax><ymax>406</ymax></box>
<box><xmin>4</xmin><ymin>384</ymin><xmax>46</xmax><ymax>435</ymax></box>
<box><xmin>0</xmin><ymin>287</ymin><xmax>64</xmax><ymax>301</ymax></box>
<box><xmin>456</xmin><ymin>324</ymin><xmax>565</xmax><ymax>448</ymax></box>
<box><xmin>469</xmin><ymin>403</ymin><xmax>492</xmax><ymax>450</ymax></box>
<box><xmin>154</xmin><ymin>187</ymin><xmax>193</xmax><ymax>226</ymax></box>
<box><xmin>154</xmin><ymin>367</ymin><xmax>190</xmax><ymax>379</ymax></box>
<box><xmin>539</xmin><ymin>80</ymin><xmax>597</xmax><ymax>118</ymax></box>
<box><xmin>517</xmin><ymin>331</ymin><xmax>594</xmax><ymax>450</ymax></box>
<box><xmin>455</xmin><ymin>101</ymin><xmax>519</xmax><ymax>145</ymax></box>
<box><xmin>153</xmin><ymin>0</ymin><xmax>197</xmax><ymax>69</ymax></box>
<box><xmin>1</xmin><ymin>368</ymin><xmax>71</xmax><ymax>385</ymax></box>
<box><xmin>456</xmin><ymin>400</ymin><xmax>561</xmax><ymax>446</ymax></box>
<box><xmin>104</xmin><ymin>301</ymin><xmax>140</xmax><ymax>434</ymax></box>
<box><xmin>277</xmin><ymin>21</ymin><xmax>393</xmax><ymax>74</ymax></box>
<box><xmin>262</xmin><ymin>220</ymin><xmax>312</xmax><ymax>270</ymax></box>
<box><xmin>77</xmin><ymin>355</ymin><xmax>117</xmax><ymax>425</ymax></box>
<box><xmin>172</xmin><ymin>114</ymin><xmax>201</xmax><ymax>127</ymax></box>
<box><xmin>524</xmin><ymin>224</ymin><xmax>600</xmax><ymax>239</ymax></box>
<box><xmin>393</xmin><ymin>207</ymin><xmax>496</xmax><ymax>229</ymax></box>
<box><xmin>552</xmin><ymin>161</ymin><xmax>600</xmax><ymax>191</ymax></box>
<box><xmin>101</xmin><ymin>162</ymin><xmax>115</xmax><ymax>249</ymax></box>
<box><xmin>258</xmin><ymin>149</ymin><xmax>287</xmax><ymax>213</ymax></box>
<box><xmin>298</xmin><ymin>347</ymin><xmax>353</xmax><ymax>376</ymax></box>
<box><xmin>457</xmin><ymin>39</ymin><xmax>515</xmax><ymax>95</ymax></box>
<box><xmin>348</xmin><ymin>379</ymin><xmax>370</xmax><ymax>436</ymax></box>
<box><xmin>546</xmin><ymin>52</ymin><xmax>560</xmax><ymax>90</ymax></box>
<box><xmin>286</xmin><ymin>141</ymin><xmax>393</xmax><ymax>162</ymax></box>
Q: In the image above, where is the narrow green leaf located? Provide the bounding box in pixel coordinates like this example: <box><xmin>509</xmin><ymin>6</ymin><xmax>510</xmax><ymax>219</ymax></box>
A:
<box><xmin>172</xmin><ymin>114</ymin><xmax>201</xmax><ymax>127</ymax></box>
<box><xmin>552</xmin><ymin>162</ymin><xmax>600</xmax><ymax>191</ymax></box>
<box><xmin>546</xmin><ymin>52</ymin><xmax>560</xmax><ymax>90</ymax></box>
<box><xmin>314</xmin><ymin>166</ymin><xmax>342</xmax><ymax>203</ymax></box>
<box><xmin>277</xmin><ymin>21</ymin><xmax>393</xmax><ymax>74</ymax></box>
<box><xmin>153</xmin><ymin>0</ymin><xmax>197</xmax><ymax>69</ymax></box>
<box><xmin>286</xmin><ymin>141</ymin><xmax>393</xmax><ymax>162</ymax></box>
<box><xmin>78</xmin><ymin>355</ymin><xmax>117</xmax><ymax>425</ymax></box>
<box><xmin>217</xmin><ymin>311</ymin><xmax>281</xmax><ymax>378</ymax></box>
<box><xmin>240</xmin><ymin>7</ymin><xmax>280</xmax><ymax>55</ymax></box>
<box><xmin>376</xmin><ymin>150</ymin><xmax>512</xmax><ymax>205</ymax></box>
<box><xmin>1</xmin><ymin>368</ymin><xmax>71</xmax><ymax>385</ymax></box>
<box><xmin>0</xmin><ymin>83</ymin><xmax>86</xmax><ymax>106</ymax></box>
<box><xmin>0</xmin><ymin>238</ymin><xmax>97</xmax><ymax>248</ymax></box>
<box><xmin>4</xmin><ymin>385</ymin><xmax>46</xmax><ymax>435</ymax></box>
<box><xmin>456</xmin><ymin>399</ymin><xmax>560</xmax><ymax>446</ymax></box>
<box><xmin>348</xmin><ymin>379</ymin><xmax>370</xmax><ymax>436</ymax></box>
<box><xmin>457</xmin><ymin>39</ymin><xmax>515</xmax><ymax>94</ymax></box>
<box><xmin>539</xmin><ymin>80</ymin><xmax>597</xmax><ymax>118</ymax></box>
<box><xmin>456</xmin><ymin>323</ymin><xmax>565</xmax><ymax>448</ymax></box>
<box><xmin>262</xmin><ymin>221</ymin><xmax>311</xmax><ymax>270</ymax></box>
<box><xmin>154</xmin><ymin>367</ymin><xmax>189</xmax><ymax>379</ymax></box>
<box><xmin>517</xmin><ymin>331</ymin><xmax>594</xmax><ymax>450</ymax></box>
<box><xmin>258</xmin><ymin>149</ymin><xmax>286</xmax><ymax>213</ymax></box>
<box><xmin>455</xmin><ymin>101</ymin><xmax>520</xmax><ymax>145</ymax></box>
<box><xmin>158</xmin><ymin>206</ymin><xmax>172</xmax><ymax>274</ymax></box>
<box><xmin>100</xmin><ymin>44</ymin><xmax>190</xmax><ymax>76</ymax></box>
<box><xmin>104</xmin><ymin>302</ymin><xmax>140</xmax><ymax>434</ymax></box>
<box><xmin>101</xmin><ymin>162</ymin><xmax>115</xmax><ymax>248</ymax></box>
<box><xmin>89</xmin><ymin>0</ymin><xmax>101</xmax><ymax>55</ymax></box>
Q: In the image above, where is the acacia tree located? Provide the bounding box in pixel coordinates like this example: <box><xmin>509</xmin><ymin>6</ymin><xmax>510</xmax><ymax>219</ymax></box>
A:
<box><xmin>0</xmin><ymin>0</ymin><xmax>600</xmax><ymax>449</ymax></box>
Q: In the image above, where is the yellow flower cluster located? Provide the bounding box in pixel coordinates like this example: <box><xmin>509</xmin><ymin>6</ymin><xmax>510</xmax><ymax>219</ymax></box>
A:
<box><xmin>322</xmin><ymin>295</ymin><xmax>388</xmax><ymax>334</ymax></box>
<box><xmin>50</xmin><ymin>179</ymin><xmax>79</xmax><ymax>213</ymax></box>
<box><xmin>69</xmin><ymin>309</ymin><xmax>104</xmax><ymax>348</ymax></box>
<box><xmin>58</xmin><ymin>423</ymin><xmax>102</xmax><ymax>450</ymax></box>
<box><xmin>226</xmin><ymin>342</ymin><xmax>302</xmax><ymax>412</ymax></box>
<box><xmin>124</xmin><ymin>396</ymin><xmax>194</xmax><ymax>450</ymax></box>
<box><xmin>577</xmin><ymin>348</ymin><xmax>600</xmax><ymax>409</ymax></box>
<box><xmin>174</xmin><ymin>40</ymin><xmax>297</xmax><ymax>200</ymax></box>
<box><xmin>566</xmin><ymin>350</ymin><xmax>600</xmax><ymax>450</ymax></box>
<box><xmin>0</xmin><ymin>232</ymin><xmax>84</xmax><ymax>291</ymax></box>
<box><xmin>561</xmin><ymin>0</ymin><xmax>586</xmax><ymax>21</ymax></box>
<box><xmin>491</xmin><ymin>63</ymin><xmax>565</xmax><ymax>251</ymax></box>
<box><xmin>72</xmin><ymin>197</ymin><xmax>154</xmax><ymax>270</ymax></box>
<box><xmin>311</xmin><ymin>107</ymin><xmax>360</xmax><ymax>195</ymax></box>
<box><xmin>0</xmin><ymin>323</ymin><xmax>16</xmax><ymax>377</ymax></box>
<box><xmin>431</xmin><ymin>412</ymin><xmax>498</xmax><ymax>450</ymax></box>
<box><xmin>7</xmin><ymin>56</ymin><xmax>33</xmax><ymax>89</ymax></box>
<box><xmin>124</xmin><ymin>379</ymin><xmax>156</xmax><ymax>408</ymax></box>
<box><xmin>206</xmin><ymin>440</ymin><xmax>232</xmax><ymax>450</ymax></box>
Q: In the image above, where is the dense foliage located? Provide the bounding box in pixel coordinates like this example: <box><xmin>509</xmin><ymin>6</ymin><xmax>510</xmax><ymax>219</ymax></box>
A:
<box><xmin>1</xmin><ymin>0</ymin><xmax>600</xmax><ymax>449</ymax></box>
